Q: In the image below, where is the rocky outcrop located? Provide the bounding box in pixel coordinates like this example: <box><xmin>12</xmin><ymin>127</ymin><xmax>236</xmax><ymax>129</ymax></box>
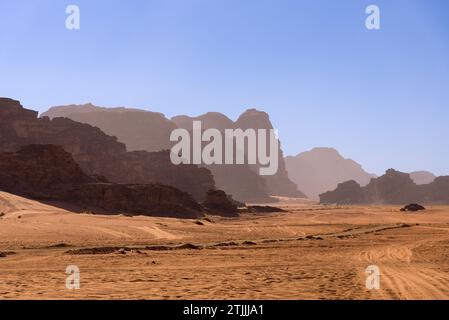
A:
<box><xmin>0</xmin><ymin>98</ymin><xmax>215</xmax><ymax>200</ymax></box>
<box><xmin>0</xmin><ymin>144</ymin><xmax>203</xmax><ymax>218</ymax></box>
<box><xmin>202</xmin><ymin>189</ymin><xmax>239</xmax><ymax>217</ymax></box>
<box><xmin>422</xmin><ymin>176</ymin><xmax>449</xmax><ymax>204</ymax></box>
<box><xmin>320</xmin><ymin>169</ymin><xmax>449</xmax><ymax>205</ymax></box>
<box><xmin>285</xmin><ymin>147</ymin><xmax>376</xmax><ymax>200</ymax></box>
<box><xmin>69</xmin><ymin>183</ymin><xmax>203</xmax><ymax>218</ymax></box>
<box><xmin>400</xmin><ymin>204</ymin><xmax>425</xmax><ymax>212</ymax></box>
<box><xmin>234</xmin><ymin>109</ymin><xmax>306</xmax><ymax>198</ymax></box>
<box><xmin>0</xmin><ymin>144</ymin><xmax>93</xmax><ymax>199</ymax></box>
<box><xmin>362</xmin><ymin>169</ymin><xmax>419</xmax><ymax>204</ymax></box>
<box><xmin>243</xmin><ymin>206</ymin><xmax>287</xmax><ymax>213</ymax></box>
<box><xmin>319</xmin><ymin>180</ymin><xmax>366</xmax><ymax>204</ymax></box>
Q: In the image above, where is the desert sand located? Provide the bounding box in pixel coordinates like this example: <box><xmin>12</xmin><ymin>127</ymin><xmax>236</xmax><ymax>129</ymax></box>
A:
<box><xmin>1</xmin><ymin>191</ymin><xmax>449</xmax><ymax>300</ymax></box>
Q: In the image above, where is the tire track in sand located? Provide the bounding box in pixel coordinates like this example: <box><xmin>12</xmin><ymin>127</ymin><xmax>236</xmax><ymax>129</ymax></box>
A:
<box><xmin>359</xmin><ymin>242</ymin><xmax>449</xmax><ymax>299</ymax></box>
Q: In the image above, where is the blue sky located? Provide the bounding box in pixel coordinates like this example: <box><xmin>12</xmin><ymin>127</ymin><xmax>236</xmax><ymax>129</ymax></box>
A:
<box><xmin>1</xmin><ymin>0</ymin><xmax>448</xmax><ymax>175</ymax></box>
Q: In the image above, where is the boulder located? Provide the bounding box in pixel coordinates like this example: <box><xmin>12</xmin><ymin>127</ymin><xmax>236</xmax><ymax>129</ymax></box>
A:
<box><xmin>400</xmin><ymin>204</ymin><xmax>426</xmax><ymax>212</ymax></box>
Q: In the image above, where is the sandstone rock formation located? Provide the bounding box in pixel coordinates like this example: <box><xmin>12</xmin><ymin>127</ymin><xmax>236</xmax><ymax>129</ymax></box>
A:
<box><xmin>42</xmin><ymin>103</ymin><xmax>304</xmax><ymax>202</ymax></box>
<box><xmin>172</xmin><ymin>108</ymin><xmax>306</xmax><ymax>201</ymax></box>
<box><xmin>243</xmin><ymin>206</ymin><xmax>287</xmax><ymax>213</ymax></box>
<box><xmin>234</xmin><ymin>109</ymin><xmax>306</xmax><ymax>198</ymax></box>
<box><xmin>69</xmin><ymin>183</ymin><xmax>203</xmax><ymax>218</ymax></box>
<box><xmin>0</xmin><ymin>144</ymin><xmax>93</xmax><ymax>199</ymax></box>
<box><xmin>318</xmin><ymin>180</ymin><xmax>366</xmax><ymax>204</ymax></box>
<box><xmin>422</xmin><ymin>176</ymin><xmax>449</xmax><ymax>204</ymax></box>
<box><xmin>320</xmin><ymin>169</ymin><xmax>449</xmax><ymax>205</ymax></box>
<box><xmin>42</xmin><ymin>103</ymin><xmax>176</xmax><ymax>152</ymax></box>
<box><xmin>285</xmin><ymin>147</ymin><xmax>376</xmax><ymax>200</ymax></box>
<box><xmin>0</xmin><ymin>145</ymin><xmax>203</xmax><ymax>218</ymax></box>
<box><xmin>0</xmin><ymin>98</ymin><xmax>215</xmax><ymax>201</ymax></box>
<box><xmin>202</xmin><ymin>189</ymin><xmax>239</xmax><ymax>217</ymax></box>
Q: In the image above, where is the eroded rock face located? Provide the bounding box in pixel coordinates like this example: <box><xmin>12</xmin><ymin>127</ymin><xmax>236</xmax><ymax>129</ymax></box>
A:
<box><xmin>0</xmin><ymin>144</ymin><xmax>92</xmax><ymax>199</ymax></box>
<box><xmin>363</xmin><ymin>169</ymin><xmax>419</xmax><ymax>204</ymax></box>
<box><xmin>0</xmin><ymin>98</ymin><xmax>215</xmax><ymax>200</ymax></box>
<box><xmin>320</xmin><ymin>169</ymin><xmax>449</xmax><ymax>205</ymax></box>
<box><xmin>423</xmin><ymin>176</ymin><xmax>449</xmax><ymax>203</ymax></box>
<box><xmin>0</xmin><ymin>144</ymin><xmax>203</xmax><ymax>218</ymax></box>
<box><xmin>202</xmin><ymin>189</ymin><xmax>239</xmax><ymax>217</ymax></box>
<box><xmin>230</xmin><ymin>108</ymin><xmax>305</xmax><ymax>199</ymax></box>
<box><xmin>319</xmin><ymin>180</ymin><xmax>366</xmax><ymax>204</ymax></box>
<box><xmin>172</xmin><ymin>108</ymin><xmax>306</xmax><ymax>201</ymax></box>
<box><xmin>69</xmin><ymin>183</ymin><xmax>203</xmax><ymax>218</ymax></box>
<box><xmin>42</xmin><ymin>102</ymin><xmax>305</xmax><ymax>201</ymax></box>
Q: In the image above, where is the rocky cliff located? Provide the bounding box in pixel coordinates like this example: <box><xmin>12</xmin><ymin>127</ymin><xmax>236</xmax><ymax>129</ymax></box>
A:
<box><xmin>0</xmin><ymin>98</ymin><xmax>215</xmax><ymax>200</ymax></box>
<box><xmin>42</xmin><ymin>103</ymin><xmax>304</xmax><ymax>201</ymax></box>
<box><xmin>0</xmin><ymin>144</ymin><xmax>203</xmax><ymax>218</ymax></box>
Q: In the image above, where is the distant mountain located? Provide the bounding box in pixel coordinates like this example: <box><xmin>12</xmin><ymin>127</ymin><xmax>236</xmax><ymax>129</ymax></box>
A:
<box><xmin>285</xmin><ymin>147</ymin><xmax>376</xmax><ymax>200</ymax></box>
<box><xmin>172</xmin><ymin>108</ymin><xmax>307</xmax><ymax>200</ymax></box>
<box><xmin>320</xmin><ymin>169</ymin><xmax>449</xmax><ymax>205</ymax></box>
<box><xmin>42</xmin><ymin>103</ymin><xmax>176</xmax><ymax>152</ymax></box>
<box><xmin>410</xmin><ymin>171</ymin><xmax>436</xmax><ymax>185</ymax></box>
<box><xmin>172</xmin><ymin>112</ymin><xmax>234</xmax><ymax>131</ymax></box>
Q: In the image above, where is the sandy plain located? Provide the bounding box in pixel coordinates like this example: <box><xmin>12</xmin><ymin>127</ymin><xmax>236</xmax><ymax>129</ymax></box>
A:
<box><xmin>1</xmin><ymin>191</ymin><xmax>449</xmax><ymax>300</ymax></box>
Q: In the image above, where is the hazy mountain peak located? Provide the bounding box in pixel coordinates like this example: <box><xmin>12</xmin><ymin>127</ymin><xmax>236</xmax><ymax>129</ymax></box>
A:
<box><xmin>41</xmin><ymin>103</ymin><xmax>176</xmax><ymax>153</ymax></box>
<box><xmin>285</xmin><ymin>147</ymin><xmax>375</xmax><ymax>200</ymax></box>
<box><xmin>410</xmin><ymin>171</ymin><xmax>436</xmax><ymax>185</ymax></box>
<box><xmin>296</xmin><ymin>147</ymin><xmax>341</xmax><ymax>158</ymax></box>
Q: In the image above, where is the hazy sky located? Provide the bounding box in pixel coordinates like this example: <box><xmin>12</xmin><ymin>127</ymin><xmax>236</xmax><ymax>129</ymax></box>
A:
<box><xmin>1</xmin><ymin>0</ymin><xmax>448</xmax><ymax>175</ymax></box>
